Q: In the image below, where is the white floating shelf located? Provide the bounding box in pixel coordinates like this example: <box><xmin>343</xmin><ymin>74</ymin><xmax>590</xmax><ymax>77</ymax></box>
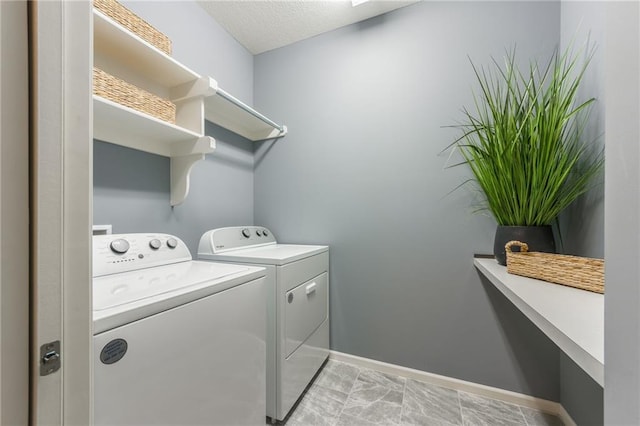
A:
<box><xmin>93</xmin><ymin>9</ymin><xmax>200</xmax><ymax>88</ymax></box>
<box><xmin>92</xmin><ymin>5</ymin><xmax>286</xmax><ymax>204</ymax></box>
<box><xmin>93</xmin><ymin>7</ymin><xmax>212</xmax><ymax>206</ymax></box>
<box><xmin>203</xmin><ymin>79</ymin><xmax>287</xmax><ymax>141</ymax></box>
<box><xmin>94</xmin><ymin>96</ymin><xmax>215</xmax><ymax>206</ymax></box>
<box><xmin>94</xmin><ymin>96</ymin><xmax>212</xmax><ymax>157</ymax></box>
<box><xmin>474</xmin><ymin>257</ymin><xmax>604</xmax><ymax>386</ymax></box>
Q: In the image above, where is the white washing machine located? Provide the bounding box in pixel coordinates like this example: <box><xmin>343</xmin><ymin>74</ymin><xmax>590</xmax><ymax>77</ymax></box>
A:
<box><xmin>93</xmin><ymin>233</ymin><xmax>267</xmax><ymax>426</ymax></box>
<box><xmin>198</xmin><ymin>226</ymin><xmax>330</xmax><ymax>422</ymax></box>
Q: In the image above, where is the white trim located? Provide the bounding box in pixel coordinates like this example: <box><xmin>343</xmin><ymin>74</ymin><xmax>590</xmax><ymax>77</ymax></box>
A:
<box><xmin>0</xmin><ymin>1</ymin><xmax>29</xmax><ymax>424</ymax></box>
<box><xmin>31</xmin><ymin>1</ymin><xmax>93</xmax><ymax>424</ymax></box>
<box><xmin>603</xmin><ymin>3</ymin><xmax>640</xmax><ymax>424</ymax></box>
<box><xmin>329</xmin><ymin>350</ymin><xmax>576</xmax><ymax>424</ymax></box>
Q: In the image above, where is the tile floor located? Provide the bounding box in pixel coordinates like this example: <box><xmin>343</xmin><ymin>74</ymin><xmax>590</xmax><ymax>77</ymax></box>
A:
<box><xmin>284</xmin><ymin>359</ymin><xmax>564</xmax><ymax>426</ymax></box>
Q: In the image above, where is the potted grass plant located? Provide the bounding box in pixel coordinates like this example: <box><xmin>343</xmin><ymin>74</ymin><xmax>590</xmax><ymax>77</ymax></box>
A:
<box><xmin>448</xmin><ymin>47</ymin><xmax>603</xmax><ymax>265</ymax></box>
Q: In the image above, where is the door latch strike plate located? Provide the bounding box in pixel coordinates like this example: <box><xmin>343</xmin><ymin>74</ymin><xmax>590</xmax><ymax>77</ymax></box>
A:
<box><xmin>40</xmin><ymin>340</ymin><xmax>61</xmax><ymax>376</ymax></box>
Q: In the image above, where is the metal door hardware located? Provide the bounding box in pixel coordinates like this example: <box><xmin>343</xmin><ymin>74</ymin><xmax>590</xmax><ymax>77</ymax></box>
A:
<box><xmin>40</xmin><ymin>340</ymin><xmax>61</xmax><ymax>376</ymax></box>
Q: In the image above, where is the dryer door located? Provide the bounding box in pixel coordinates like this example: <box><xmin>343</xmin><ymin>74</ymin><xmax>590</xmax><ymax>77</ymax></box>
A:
<box><xmin>284</xmin><ymin>272</ymin><xmax>328</xmax><ymax>358</ymax></box>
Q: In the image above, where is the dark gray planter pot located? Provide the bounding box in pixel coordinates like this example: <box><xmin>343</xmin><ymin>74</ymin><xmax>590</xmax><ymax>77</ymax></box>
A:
<box><xmin>493</xmin><ymin>225</ymin><xmax>556</xmax><ymax>266</ymax></box>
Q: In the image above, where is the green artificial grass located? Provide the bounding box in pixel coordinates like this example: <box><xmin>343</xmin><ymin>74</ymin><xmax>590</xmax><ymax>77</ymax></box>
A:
<box><xmin>448</xmin><ymin>46</ymin><xmax>603</xmax><ymax>226</ymax></box>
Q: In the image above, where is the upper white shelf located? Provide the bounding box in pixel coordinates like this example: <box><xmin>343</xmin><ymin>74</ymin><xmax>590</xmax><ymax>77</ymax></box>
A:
<box><xmin>93</xmin><ymin>7</ymin><xmax>216</xmax><ymax>206</ymax></box>
<box><xmin>92</xmin><ymin>4</ymin><xmax>287</xmax><ymax>203</ymax></box>
<box><xmin>94</xmin><ymin>8</ymin><xmax>286</xmax><ymax>142</ymax></box>
<box><xmin>474</xmin><ymin>258</ymin><xmax>604</xmax><ymax>386</ymax></box>
<box><xmin>203</xmin><ymin>81</ymin><xmax>287</xmax><ymax>142</ymax></box>
<box><xmin>94</xmin><ymin>9</ymin><xmax>200</xmax><ymax>88</ymax></box>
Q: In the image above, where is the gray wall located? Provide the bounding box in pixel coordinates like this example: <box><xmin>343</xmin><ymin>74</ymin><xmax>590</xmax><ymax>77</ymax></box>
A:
<box><xmin>254</xmin><ymin>1</ymin><xmax>563</xmax><ymax>399</ymax></box>
<box><xmin>93</xmin><ymin>1</ymin><xmax>255</xmax><ymax>254</ymax></box>
<box><xmin>604</xmin><ymin>2</ymin><xmax>640</xmax><ymax>424</ymax></box>
<box><xmin>559</xmin><ymin>1</ymin><xmax>605</xmax><ymax>259</ymax></box>
<box><xmin>559</xmin><ymin>3</ymin><xmax>605</xmax><ymax>424</ymax></box>
<box><xmin>560</xmin><ymin>353</ymin><xmax>603</xmax><ymax>425</ymax></box>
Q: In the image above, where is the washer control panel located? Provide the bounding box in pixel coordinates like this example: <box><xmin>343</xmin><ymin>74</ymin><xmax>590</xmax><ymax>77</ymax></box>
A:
<box><xmin>93</xmin><ymin>233</ymin><xmax>191</xmax><ymax>277</ymax></box>
<box><xmin>198</xmin><ymin>226</ymin><xmax>276</xmax><ymax>254</ymax></box>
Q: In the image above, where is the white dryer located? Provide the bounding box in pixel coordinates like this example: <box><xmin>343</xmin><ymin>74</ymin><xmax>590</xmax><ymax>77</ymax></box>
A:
<box><xmin>93</xmin><ymin>233</ymin><xmax>267</xmax><ymax>426</ymax></box>
<box><xmin>198</xmin><ymin>226</ymin><xmax>330</xmax><ymax>422</ymax></box>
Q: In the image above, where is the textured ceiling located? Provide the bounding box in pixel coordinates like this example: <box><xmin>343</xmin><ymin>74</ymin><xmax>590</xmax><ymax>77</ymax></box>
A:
<box><xmin>198</xmin><ymin>1</ymin><xmax>419</xmax><ymax>54</ymax></box>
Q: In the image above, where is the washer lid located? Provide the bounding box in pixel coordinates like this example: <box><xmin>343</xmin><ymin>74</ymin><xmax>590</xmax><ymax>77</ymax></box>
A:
<box><xmin>93</xmin><ymin>260</ymin><xmax>266</xmax><ymax>334</ymax></box>
<box><xmin>198</xmin><ymin>244</ymin><xmax>328</xmax><ymax>265</ymax></box>
<box><xmin>94</xmin><ymin>261</ymin><xmax>258</xmax><ymax>311</ymax></box>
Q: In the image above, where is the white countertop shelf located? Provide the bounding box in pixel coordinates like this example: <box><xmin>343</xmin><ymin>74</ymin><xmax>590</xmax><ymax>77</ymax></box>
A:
<box><xmin>93</xmin><ymin>9</ymin><xmax>200</xmax><ymax>88</ymax></box>
<box><xmin>474</xmin><ymin>257</ymin><xmax>604</xmax><ymax>386</ymax></box>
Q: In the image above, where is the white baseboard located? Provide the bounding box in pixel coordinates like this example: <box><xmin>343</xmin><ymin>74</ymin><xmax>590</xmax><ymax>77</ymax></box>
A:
<box><xmin>329</xmin><ymin>350</ymin><xmax>576</xmax><ymax>426</ymax></box>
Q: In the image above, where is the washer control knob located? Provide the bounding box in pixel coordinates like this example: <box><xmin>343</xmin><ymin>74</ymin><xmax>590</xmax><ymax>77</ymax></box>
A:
<box><xmin>256</xmin><ymin>230</ymin><xmax>263</xmax><ymax>237</ymax></box>
<box><xmin>166</xmin><ymin>238</ymin><xmax>178</xmax><ymax>249</ymax></box>
<box><xmin>110</xmin><ymin>239</ymin><xmax>130</xmax><ymax>254</ymax></box>
<box><xmin>262</xmin><ymin>229</ymin><xmax>269</xmax><ymax>237</ymax></box>
<box><xmin>241</xmin><ymin>228</ymin><xmax>251</xmax><ymax>238</ymax></box>
<box><xmin>149</xmin><ymin>239</ymin><xmax>161</xmax><ymax>250</ymax></box>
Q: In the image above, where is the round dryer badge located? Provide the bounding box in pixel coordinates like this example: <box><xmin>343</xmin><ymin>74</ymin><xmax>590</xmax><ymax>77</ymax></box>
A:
<box><xmin>100</xmin><ymin>338</ymin><xmax>128</xmax><ymax>364</ymax></box>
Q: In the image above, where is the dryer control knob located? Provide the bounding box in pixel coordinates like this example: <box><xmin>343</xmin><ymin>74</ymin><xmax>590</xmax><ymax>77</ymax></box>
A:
<box><xmin>241</xmin><ymin>228</ymin><xmax>251</xmax><ymax>238</ymax></box>
<box><xmin>256</xmin><ymin>230</ymin><xmax>263</xmax><ymax>237</ymax></box>
<box><xmin>110</xmin><ymin>239</ymin><xmax>130</xmax><ymax>254</ymax></box>
<box><xmin>149</xmin><ymin>239</ymin><xmax>161</xmax><ymax>250</ymax></box>
<box><xmin>166</xmin><ymin>238</ymin><xmax>178</xmax><ymax>249</ymax></box>
<box><xmin>262</xmin><ymin>229</ymin><xmax>269</xmax><ymax>237</ymax></box>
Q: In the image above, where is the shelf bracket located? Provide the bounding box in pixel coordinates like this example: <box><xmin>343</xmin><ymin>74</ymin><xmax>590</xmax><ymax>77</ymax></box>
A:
<box><xmin>170</xmin><ymin>76</ymin><xmax>218</xmax><ymax>102</ymax></box>
<box><xmin>170</xmin><ymin>136</ymin><xmax>216</xmax><ymax>206</ymax></box>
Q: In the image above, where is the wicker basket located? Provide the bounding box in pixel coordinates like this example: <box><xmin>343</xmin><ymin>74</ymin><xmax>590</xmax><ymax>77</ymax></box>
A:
<box><xmin>505</xmin><ymin>240</ymin><xmax>604</xmax><ymax>294</ymax></box>
<box><xmin>94</xmin><ymin>0</ymin><xmax>172</xmax><ymax>55</ymax></box>
<box><xmin>93</xmin><ymin>67</ymin><xmax>176</xmax><ymax>124</ymax></box>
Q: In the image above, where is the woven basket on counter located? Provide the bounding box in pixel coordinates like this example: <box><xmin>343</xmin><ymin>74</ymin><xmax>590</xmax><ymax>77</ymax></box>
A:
<box><xmin>94</xmin><ymin>0</ymin><xmax>172</xmax><ymax>55</ymax></box>
<box><xmin>93</xmin><ymin>67</ymin><xmax>176</xmax><ymax>124</ymax></box>
<box><xmin>505</xmin><ymin>240</ymin><xmax>604</xmax><ymax>294</ymax></box>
